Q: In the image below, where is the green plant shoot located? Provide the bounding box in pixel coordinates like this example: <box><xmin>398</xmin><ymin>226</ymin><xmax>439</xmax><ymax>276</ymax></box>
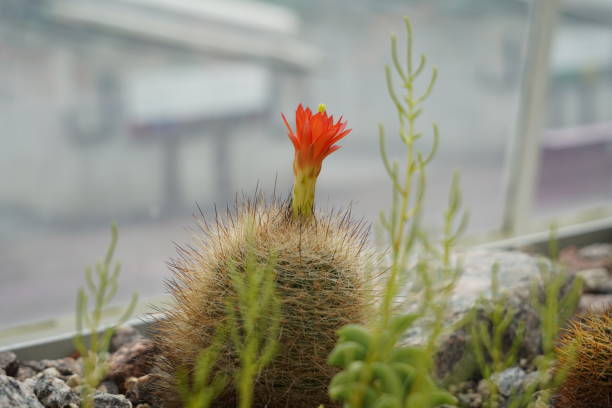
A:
<box><xmin>173</xmin><ymin>224</ymin><xmax>280</xmax><ymax>408</ymax></box>
<box><xmin>470</xmin><ymin>225</ymin><xmax>582</xmax><ymax>408</ymax></box>
<box><xmin>329</xmin><ymin>17</ymin><xmax>466</xmax><ymax>408</ymax></box>
<box><xmin>176</xmin><ymin>326</ymin><xmax>230</xmax><ymax>408</ymax></box>
<box><xmin>509</xmin><ymin>224</ymin><xmax>582</xmax><ymax>407</ymax></box>
<box><xmin>225</xmin><ymin>236</ymin><xmax>281</xmax><ymax>408</ymax></box>
<box><xmin>73</xmin><ymin>223</ymin><xmax>138</xmax><ymax>408</ymax></box>
<box><xmin>467</xmin><ymin>264</ymin><xmax>525</xmax><ymax>408</ymax></box>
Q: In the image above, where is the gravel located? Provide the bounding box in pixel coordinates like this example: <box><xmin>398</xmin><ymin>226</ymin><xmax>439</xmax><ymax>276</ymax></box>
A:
<box><xmin>0</xmin><ymin>375</ymin><xmax>43</xmax><ymax>408</ymax></box>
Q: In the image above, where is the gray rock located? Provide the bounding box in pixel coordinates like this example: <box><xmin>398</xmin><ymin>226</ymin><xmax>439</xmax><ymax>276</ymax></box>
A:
<box><xmin>457</xmin><ymin>391</ymin><xmax>482</xmax><ymax>408</ymax></box>
<box><xmin>110</xmin><ymin>327</ymin><xmax>143</xmax><ymax>353</ymax></box>
<box><xmin>447</xmin><ymin>249</ymin><xmax>546</xmax><ymax>311</ymax></box>
<box><xmin>531</xmin><ymin>389</ymin><xmax>553</xmax><ymax>408</ymax></box>
<box><xmin>491</xmin><ymin>367</ymin><xmax>525</xmax><ymax>397</ymax></box>
<box><xmin>475</xmin><ymin>379</ymin><xmax>506</xmax><ymax>407</ymax></box>
<box><xmin>33</xmin><ymin>371</ymin><xmax>80</xmax><ymax>408</ymax></box>
<box><xmin>65</xmin><ymin>374</ymin><xmax>81</xmax><ymax>389</ymax></box>
<box><xmin>0</xmin><ymin>374</ymin><xmax>43</xmax><ymax>408</ymax></box>
<box><xmin>577</xmin><ymin>243</ymin><xmax>612</xmax><ymax>260</ymax></box>
<box><xmin>39</xmin><ymin>368</ymin><xmax>62</xmax><ymax>379</ymax></box>
<box><xmin>404</xmin><ymin>249</ymin><xmax>577</xmax><ymax>384</ymax></box>
<box><xmin>521</xmin><ymin>371</ymin><xmax>542</xmax><ymax>391</ymax></box>
<box><xmin>476</xmin><ymin>378</ymin><xmax>490</xmax><ymax>396</ymax></box>
<box><xmin>93</xmin><ymin>392</ymin><xmax>132</xmax><ymax>408</ymax></box>
<box><xmin>576</xmin><ymin>267</ymin><xmax>612</xmax><ymax>294</ymax></box>
<box><xmin>578</xmin><ymin>293</ymin><xmax>612</xmax><ymax>312</ymax></box>
<box><xmin>0</xmin><ymin>352</ymin><xmax>18</xmax><ymax>377</ymax></box>
<box><xmin>21</xmin><ymin>360</ymin><xmax>45</xmax><ymax>372</ymax></box>
<box><xmin>98</xmin><ymin>380</ymin><xmax>119</xmax><ymax>395</ymax></box>
<box><xmin>431</xmin><ymin>250</ymin><xmax>541</xmax><ymax>381</ymax></box>
<box><xmin>40</xmin><ymin>358</ymin><xmax>81</xmax><ymax>377</ymax></box>
<box><xmin>106</xmin><ymin>340</ymin><xmax>156</xmax><ymax>384</ymax></box>
<box><xmin>17</xmin><ymin>366</ymin><xmax>38</xmax><ymax>381</ymax></box>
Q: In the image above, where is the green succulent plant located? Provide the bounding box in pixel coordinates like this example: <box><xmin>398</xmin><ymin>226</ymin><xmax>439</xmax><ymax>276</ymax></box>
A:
<box><xmin>328</xmin><ymin>316</ymin><xmax>456</xmax><ymax>408</ymax></box>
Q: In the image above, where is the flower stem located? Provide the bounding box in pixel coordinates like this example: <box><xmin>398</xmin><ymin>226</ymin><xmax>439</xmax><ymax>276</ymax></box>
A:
<box><xmin>292</xmin><ymin>167</ymin><xmax>317</xmax><ymax>218</ymax></box>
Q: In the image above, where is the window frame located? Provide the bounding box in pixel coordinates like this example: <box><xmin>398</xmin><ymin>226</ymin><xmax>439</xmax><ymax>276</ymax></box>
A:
<box><xmin>502</xmin><ymin>0</ymin><xmax>612</xmax><ymax>235</ymax></box>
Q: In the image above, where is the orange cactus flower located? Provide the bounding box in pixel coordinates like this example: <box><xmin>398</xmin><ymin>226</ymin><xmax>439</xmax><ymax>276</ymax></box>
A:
<box><xmin>282</xmin><ymin>104</ymin><xmax>351</xmax><ymax>218</ymax></box>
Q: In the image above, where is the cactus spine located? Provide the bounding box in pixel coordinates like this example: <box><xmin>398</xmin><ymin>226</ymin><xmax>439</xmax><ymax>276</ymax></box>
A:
<box><xmin>554</xmin><ymin>305</ymin><xmax>612</xmax><ymax>408</ymax></box>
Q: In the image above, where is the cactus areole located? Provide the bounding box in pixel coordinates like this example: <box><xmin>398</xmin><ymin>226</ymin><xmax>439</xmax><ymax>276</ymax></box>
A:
<box><xmin>282</xmin><ymin>104</ymin><xmax>351</xmax><ymax>218</ymax></box>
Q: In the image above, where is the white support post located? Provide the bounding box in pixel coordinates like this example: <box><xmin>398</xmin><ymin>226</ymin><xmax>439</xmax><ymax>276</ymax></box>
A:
<box><xmin>502</xmin><ymin>0</ymin><xmax>562</xmax><ymax>235</ymax></box>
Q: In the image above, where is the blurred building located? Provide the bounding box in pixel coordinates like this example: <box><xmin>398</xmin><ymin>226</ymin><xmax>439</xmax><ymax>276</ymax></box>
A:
<box><xmin>0</xmin><ymin>0</ymin><xmax>318</xmax><ymax>222</ymax></box>
<box><xmin>0</xmin><ymin>0</ymin><xmax>611</xmax><ymax>329</ymax></box>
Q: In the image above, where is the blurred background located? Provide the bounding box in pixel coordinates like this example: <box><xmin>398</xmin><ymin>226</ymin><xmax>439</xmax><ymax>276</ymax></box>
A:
<box><xmin>0</xmin><ymin>0</ymin><xmax>611</xmax><ymax>330</ymax></box>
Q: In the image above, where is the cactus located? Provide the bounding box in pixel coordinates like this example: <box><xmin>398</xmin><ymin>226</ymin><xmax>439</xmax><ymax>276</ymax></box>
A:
<box><xmin>553</xmin><ymin>305</ymin><xmax>612</xmax><ymax>408</ymax></box>
<box><xmin>151</xmin><ymin>195</ymin><xmax>373</xmax><ymax>408</ymax></box>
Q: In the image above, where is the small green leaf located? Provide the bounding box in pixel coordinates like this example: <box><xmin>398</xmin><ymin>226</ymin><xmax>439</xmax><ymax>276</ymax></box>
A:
<box><xmin>328</xmin><ymin>341</ymin><xmax>367</xmax><ymax>368</ymax></box>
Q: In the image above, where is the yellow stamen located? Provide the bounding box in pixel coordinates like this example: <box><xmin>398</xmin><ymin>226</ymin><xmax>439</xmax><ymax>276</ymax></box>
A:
<box><xmin>318</xmin><ymin>103</ymin><xmax>327</xmax><ymax>113</ymax></box>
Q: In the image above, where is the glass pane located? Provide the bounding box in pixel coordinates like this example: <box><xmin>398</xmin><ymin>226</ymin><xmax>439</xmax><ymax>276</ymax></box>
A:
<box><xmin>0</xmin><ymin>0</ymin><xmax>530</xmax><ymax>329</ymax></box>
<box><xmin>535</xmin><ymin>3</ymin><xmax>612</xmax><ymax>215</ymax></box>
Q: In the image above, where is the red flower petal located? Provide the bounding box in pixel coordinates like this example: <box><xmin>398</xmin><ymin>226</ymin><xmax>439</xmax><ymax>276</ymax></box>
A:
<box><xmin>281</xmin><ymin>112</ymin><xmax>299</xmax><ymax>150</ymax></box>
<box><xmin>282</xmin><ymin>104</ymin><xmax>351</xmax><ymax>174</ymax></box>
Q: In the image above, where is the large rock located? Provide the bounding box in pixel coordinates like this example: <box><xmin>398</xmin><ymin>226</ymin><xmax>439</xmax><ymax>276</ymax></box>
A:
<box><xmin>0</xmin><ymin>374</ymin><xmax>43</xmax><ymax>408</ymax></box>
<box><xmin>578</xmin><ymin>293</ymin><xmax>612</xmax><ymax>312</ymax></box>
<box><xmin>576</xmin><ymin>268</ymin><xmax>612</xmax><ymax>294</ymax></box>
<box><xmin>560</xmin><ymin>244</ymin><xmax>612</xmax><ymax>273</ymax></box>
<box><xmin>31</xmin><ymin>370</ymin><xmax>80</xmax><ymax>408</ymax></box>
<box><xmin>403</xmin><ymin>249</ymin><xmax>576</xmax><ymax>384</ymax></box>
<box><xmin>577</xmin><ymin>243</ymin><xmax>612</xmax><ymax>261</ymax></box>
<box><xmin>445</xmin><ymin>249</ymin><xmax>547</xmax><ymax>311</ymax></box>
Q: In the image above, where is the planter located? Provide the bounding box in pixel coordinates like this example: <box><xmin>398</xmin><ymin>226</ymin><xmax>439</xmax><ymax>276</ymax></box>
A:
<box><xmin>1</xmin><ymin>219</ymin><xmax>611</xmax><ymax>408</ymax></box>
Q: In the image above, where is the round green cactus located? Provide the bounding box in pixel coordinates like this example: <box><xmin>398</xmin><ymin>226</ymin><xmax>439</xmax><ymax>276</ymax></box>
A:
<box><xmin>150</xmin><ymin>197</ymin><xmax>374</xmax><ymax>408</ymax></box>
